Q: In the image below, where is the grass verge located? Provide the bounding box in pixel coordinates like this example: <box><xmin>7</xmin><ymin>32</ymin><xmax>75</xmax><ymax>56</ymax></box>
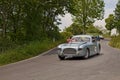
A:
<box><xmin>109</xmin><ymin>35</ymin><xmax>120</xmax><ymax>49</ymax></box>
<box><xmin>0</xmin><ymin>39</ymin><xmax>61</xmax><ymax>66</ymax></box>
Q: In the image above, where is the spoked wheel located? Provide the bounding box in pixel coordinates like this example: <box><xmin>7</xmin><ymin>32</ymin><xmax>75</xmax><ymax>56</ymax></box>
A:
<box><xmin>58</xmin><ymin>55</ymin><xmax>65</xmax><ymax>60</ymax></box>
<box><xmin>84</xmin><ymin>49</ymin><xmax>90</xmax><ymax>59</ymax></box>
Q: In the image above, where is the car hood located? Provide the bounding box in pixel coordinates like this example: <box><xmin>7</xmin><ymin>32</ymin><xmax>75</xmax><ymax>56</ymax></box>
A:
<box><xmin>58</xmin><ymin>42</ymin><xmax>86</xmax><ymax>49</ymax></box>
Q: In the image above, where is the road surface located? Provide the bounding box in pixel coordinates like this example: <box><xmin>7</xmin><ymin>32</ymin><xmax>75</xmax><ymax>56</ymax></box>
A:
<box><xmin>0</xmin><ymin>40</ymin><xmax>120</xmax><ymax>80</ymax></box>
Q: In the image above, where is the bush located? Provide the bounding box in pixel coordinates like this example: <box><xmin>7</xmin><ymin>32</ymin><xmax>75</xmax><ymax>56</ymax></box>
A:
<box><xmin>60</xmin><ymin>31</ymin><xmax>72</xmax><ymax>40</ymax></box>
<box><xmin>0</xmin><ymin>39</ymin><xmax>61</xmax><ymax>65</ymax></box>
<box><xmin>109</xmin><ymin>35</ymin><xmax>120</xmax><ymax>48</ymax></box>
<box><xmin>0</xmin><ymin>38</ymin><xmax>17</xmax><ymax>53</ymax></box>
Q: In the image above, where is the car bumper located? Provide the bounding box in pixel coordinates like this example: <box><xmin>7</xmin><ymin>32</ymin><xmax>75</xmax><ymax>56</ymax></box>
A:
<box><xmin>58</xmin><ymin>50</ymin><xmax>85</xmax><ymax>58</ymax></box>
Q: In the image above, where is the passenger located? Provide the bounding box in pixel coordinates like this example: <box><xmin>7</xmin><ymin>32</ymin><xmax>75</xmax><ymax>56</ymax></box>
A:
<box><xmin>96</xmin><ymin>36</ymin><xmax>100</xmax><ymax>41</ymax></box>
<box><xmin>67</xmin><ymin>36</ymin><xmax>72</xmax><ymax>43</ymax></box>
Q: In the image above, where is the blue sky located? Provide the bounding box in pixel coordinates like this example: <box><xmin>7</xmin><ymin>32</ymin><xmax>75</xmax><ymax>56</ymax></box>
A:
<box><xmin>59</xmin><ymin>0</ymin><xmax>118</xmax><ymax>31</ymax></box>
<box><xmin>105</xmin><ymin>0</ymin><xmax>118</xmax><ymax>10</ymax></box>
<box><xmin>104</xmin><ymin>0</ymin><xmax>118</xmax><ymax>18</ymax></box>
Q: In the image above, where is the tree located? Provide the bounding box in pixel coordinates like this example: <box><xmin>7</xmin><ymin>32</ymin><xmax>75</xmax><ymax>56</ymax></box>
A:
<box><xmin>105</xmin><ymin>14</ymin><xmax>115</xmax><ymax>34</ymax></box>
<box><xmin>70</xmin><ymin>0</ymin><xmax>104</xmax><ymax>34</ymax></box>
<box><xmin>65</xmin><ymin>23</ymin><xmax>83</xmax><ymax>35</ymax></box>
<box><xmin>60</xmin><ymin>31</ymin><xmax>72</xmax><ymax>40</ymax></box>
<box><xmin>0</xmin><ymin>0</ymin><xmax>73</xmax><ymax>41</ymax></box>
<box><xmin>0</xmin><ymin>0</ymin><xmax>76</xmax><ymax>52</ymax></box>
<box><xmin>86</xmin><ymin>25</ymin><xmax>102</xmax><ymax>34</ymax></box>
<box><xmin>114</xmin><ymin>0</ymin><xmax>120</xmax><ymax>33</ymax></box>
<box><xmin>0</xmin><ymin>0</ymin><xmax>12</xmax><ymax>38</ymax></box>
<box><xmin>19</xmin><ymin>0</ymin><xmax>74</xmax><ymax>40</ymax></box>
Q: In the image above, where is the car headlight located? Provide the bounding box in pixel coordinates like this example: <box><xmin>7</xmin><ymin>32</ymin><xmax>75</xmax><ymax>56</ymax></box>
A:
<box><xmin>57</xmin><ymin>48</ymin><xmax>62</xmax><ymax>53</ymax></box>
<box><xmin>57</xmin><ymin>48</ymin><xmax>61</xmax><ymax>50</ymax></box>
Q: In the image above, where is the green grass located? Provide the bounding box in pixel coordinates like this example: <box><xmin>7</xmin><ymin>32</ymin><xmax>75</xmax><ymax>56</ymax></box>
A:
<box><xmin>0</xmin><ymin>39</ymin><xmax>61</xmax><ymax>65</ymax></box>
<box><xmin>103</xmin><ymin>33</ymin><xmax>111</xmax><ymax>38</ymax></box>
<box><xmin>109</xmin><ymin>35</ymin><xmax>120</xmax><ymax>49</ymax></box>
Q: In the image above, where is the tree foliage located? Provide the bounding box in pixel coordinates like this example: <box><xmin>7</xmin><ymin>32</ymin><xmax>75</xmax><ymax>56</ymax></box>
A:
<box><xmin>64</xmin><ymin>23</ymin><xmax>102</xmax><ymax>35</ymax></box>
<box><xmin>64</xmin><ymin>23</ymin><xmax>83</xmax><ymax>35</ymax></box>
<box><xmin>0</xmin><ymin>0</ymin><xmax>72</xmax><ymax>42</ymax></box>
<box><xmin>86</xmin><ymin>25</ymin><xmax>102</xmax><ymax>34</ymax></box>
<box><xmin>0</xmin><ymin>0</ymin><xmax>76</xmax><ymax>53</ymax></box>
<box><xmin>114</xmin><ymin>0</ymin><xmax>120</xmax><ymax>33</ymax></box>
<box><xmin>70</xmin><ymin>0</ymin><xmax>104</xmax><ymax>34</ymax></box>
<box><xmin>60</xmin><ymin>31</ymin><xmax>72</xmax><ymax>40</ymax></box>
<box><xmin>105</xmin><ymin>14</ymin><xmax>115</xmax><ymax>32</ymax></box>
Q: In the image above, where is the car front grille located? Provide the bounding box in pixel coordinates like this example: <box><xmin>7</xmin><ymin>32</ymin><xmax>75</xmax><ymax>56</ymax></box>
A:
<box><xmin>63</xmin><ymin>48</ymin><xmax>76</xmax><ymax>54</ymax></box>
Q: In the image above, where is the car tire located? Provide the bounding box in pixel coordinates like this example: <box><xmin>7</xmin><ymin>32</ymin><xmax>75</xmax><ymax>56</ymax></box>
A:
<box><xmin>84</xmin><ymin>49</ymin><xmax>90</xmax><ymax>59</ymax></box>
<box><xmin>58</xmin><ymin>55</ymin><xmax>65</xmax><ymax>60</ymax></box>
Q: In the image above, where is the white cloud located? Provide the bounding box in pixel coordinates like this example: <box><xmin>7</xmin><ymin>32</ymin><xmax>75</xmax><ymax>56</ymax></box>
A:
<box><xmin>104</xmin><ymin>0</ymin><xmax>118</xmax><ymax>9</ymax></box>
<box><xmin>104</xmin><ymin>9</ymin><xmax>114</xmax><ymax>18</ymax></box>
<box><xmin>94</xmin><ymin>19</ymin><xmax>106</xmax><ymax>29</ymax></box>
<box><xmin>58</xmin><ymin>13</ymin><xmax>73</xmax><ymax>31</ymax></box>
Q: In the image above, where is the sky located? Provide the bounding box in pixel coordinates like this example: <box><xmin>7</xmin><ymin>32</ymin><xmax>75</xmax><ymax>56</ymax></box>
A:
<box><xmin>59</xmin><ymin>0</ymin><xmax>118</xmax><ymax>31</ymax></box>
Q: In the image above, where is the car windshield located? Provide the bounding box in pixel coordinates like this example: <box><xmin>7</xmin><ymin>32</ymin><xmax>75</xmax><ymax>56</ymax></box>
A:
<box><xmin>70</xmin><ymin>36</ymin><xmax>90</xmax><ymax>43</ymax></box>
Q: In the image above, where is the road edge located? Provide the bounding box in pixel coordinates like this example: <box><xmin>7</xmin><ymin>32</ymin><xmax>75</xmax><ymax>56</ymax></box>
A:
<box><xmin>0</xmin><ymin>47</ymin><xmax>57</xmax><ymax>68</ymax></box>
<box><xmin>106</xmin><ymin>40</ymin><xmax>120</xmax><ymax>51</ymax></box>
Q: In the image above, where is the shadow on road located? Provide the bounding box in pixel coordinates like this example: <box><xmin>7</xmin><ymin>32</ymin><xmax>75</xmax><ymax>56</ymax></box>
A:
<box><xmin>64</xmin><ymin>53</ymin><xmax>104</xmax><ymax>61</ymax></box>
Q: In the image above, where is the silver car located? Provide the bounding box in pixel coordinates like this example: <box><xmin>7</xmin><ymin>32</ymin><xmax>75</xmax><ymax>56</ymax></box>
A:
<box><xmin>57</xmin><ymin>35</ymin><xmax>101</xmax><ymax>60</ymax></box>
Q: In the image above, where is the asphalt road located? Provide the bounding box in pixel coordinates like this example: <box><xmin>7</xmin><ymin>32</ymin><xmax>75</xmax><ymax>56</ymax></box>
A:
<box><xmin>0</xmin><ymin>39</ymin><xmax>120</xmax><ymax>80</ymax></box>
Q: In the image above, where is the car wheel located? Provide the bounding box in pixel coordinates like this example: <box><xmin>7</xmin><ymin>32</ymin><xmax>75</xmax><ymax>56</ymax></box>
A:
<box><xmin>58</xmin><ymin>55</ymin><xmax>65</xmax><ymax>60</ymax></box>
<box><xmin>84</xmin><ymin>49</ymin><xmax>89</xmax><ymax>59</ymax></box>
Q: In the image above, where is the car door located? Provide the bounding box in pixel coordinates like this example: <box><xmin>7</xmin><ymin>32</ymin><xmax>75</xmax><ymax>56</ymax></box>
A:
<box><xmin>90</xmin><ymin>37</ymin><xmax>97</xmax><ymax>55</ymax></box>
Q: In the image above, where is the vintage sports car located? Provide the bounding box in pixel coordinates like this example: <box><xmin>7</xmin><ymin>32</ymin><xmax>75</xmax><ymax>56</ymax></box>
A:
<box><xmin>57</xmin><ymin>35</ymin><xmax>101</xmax><ymax>60</ymax></box>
